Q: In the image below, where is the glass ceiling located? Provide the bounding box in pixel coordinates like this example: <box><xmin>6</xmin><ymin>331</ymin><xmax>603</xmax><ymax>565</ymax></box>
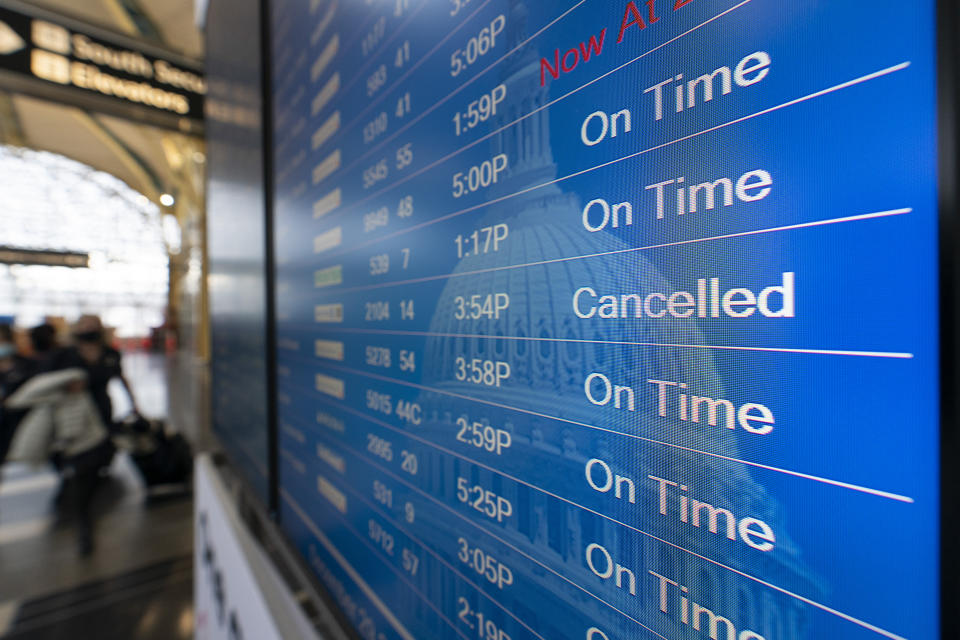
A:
<box><xmin>0</xmin><ymin>145</ymin><xmax>169</xmax><ymax>337</ymax></box>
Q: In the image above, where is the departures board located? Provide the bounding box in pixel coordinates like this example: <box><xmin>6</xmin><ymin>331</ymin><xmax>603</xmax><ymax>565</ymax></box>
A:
<box><xmin>269</xmin><ymin>1</ymin><xmax>939</xmax><ymax>639</ymax></box>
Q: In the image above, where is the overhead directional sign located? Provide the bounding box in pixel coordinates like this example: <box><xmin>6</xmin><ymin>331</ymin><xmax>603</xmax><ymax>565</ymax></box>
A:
<box><xmin>0</xmin><ymin>2</ymin><xmax>204</xmax><ymax>129</ymax></box>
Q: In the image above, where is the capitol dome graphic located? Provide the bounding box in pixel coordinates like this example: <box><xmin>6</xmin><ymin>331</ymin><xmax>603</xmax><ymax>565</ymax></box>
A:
<box><xmin>412</xmin><ymin>2</ymin><xmax>820</xmax><ymax>638</ymax></box>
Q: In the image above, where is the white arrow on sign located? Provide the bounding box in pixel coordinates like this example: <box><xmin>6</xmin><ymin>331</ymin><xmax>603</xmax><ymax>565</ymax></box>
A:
<box><xmin>0</xmin><ymin>21</ymin><xmax>25</xmax><ymax>55</ymax></box>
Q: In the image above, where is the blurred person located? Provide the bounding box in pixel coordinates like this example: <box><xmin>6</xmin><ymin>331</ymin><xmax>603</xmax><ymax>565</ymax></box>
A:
<box><xmin>64</xmin><ymin>315</ymin><xmax>138</xmax><ymax>429</ymax></box>
<box><xmin>0</xmin><ymin>324</ymin><xmax>36</xmax><ymax>463</ymax></box>
<box><xmin>5</xmin><ymin>367</ymin><xmax>114</xmax><ymax>555</ymax></box>
<box><xmin>29</xmin><ymin>323</ymin><xmax>62</xmax><ymax>372</ymax></box>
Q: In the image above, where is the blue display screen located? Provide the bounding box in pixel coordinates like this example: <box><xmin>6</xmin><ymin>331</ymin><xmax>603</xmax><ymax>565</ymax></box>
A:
<box><xmin>270</xmin><ymin>1</ymin><xmax>939</xmax><ymax>638</ymax></box>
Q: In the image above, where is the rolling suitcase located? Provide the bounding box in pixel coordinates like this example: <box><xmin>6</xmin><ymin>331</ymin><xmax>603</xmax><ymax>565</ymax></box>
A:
<box><xmin>118</xmin><ymin>415</ymin><xmax>192</xmax><ymax>488</ymax></box>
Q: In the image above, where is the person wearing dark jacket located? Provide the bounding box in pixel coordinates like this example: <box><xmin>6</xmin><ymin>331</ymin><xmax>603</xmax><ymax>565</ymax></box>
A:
<box><xmin>0</xmin><ymin>324</ymin><xmax>36</xmax><ymax>462</ymax></box>
<box><xmin>62</xmin><ymin>316</ymin><xmax>138</xmax><ymax>430</ymax></box>
<box><xmin>28</xmin><ymin>323</ymin><xmax>62</xmax><ymax>373</ymax></box>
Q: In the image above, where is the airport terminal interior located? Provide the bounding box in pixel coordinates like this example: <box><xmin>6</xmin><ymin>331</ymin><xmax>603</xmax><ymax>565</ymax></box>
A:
<box><xmin>0</xmin><ymin>1</ymin><xmax>954</xmax><ymax>639</ymax></box>
<box><xmin>0</xmin><ymin>2</ymin><xmax>202</xmax><ymax>638</ymax></box>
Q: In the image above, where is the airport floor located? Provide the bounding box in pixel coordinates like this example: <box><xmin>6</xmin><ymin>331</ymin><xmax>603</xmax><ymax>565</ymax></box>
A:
<box><xmin>0</xmin><ymin>353</ymin><xmax>194</xmax><ymax>639</ymax></box>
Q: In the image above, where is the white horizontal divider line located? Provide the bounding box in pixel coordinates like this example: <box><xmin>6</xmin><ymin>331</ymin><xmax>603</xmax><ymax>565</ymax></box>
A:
<box><xmin>302</xmin><ymin>327</ymin><xmax>913</xmax><ymax>360</ymax></box>
<box><xmin>284</xmin><ymin>416</ymin><xmax>671</xmax><ymax>640</ymax></box>
<box><xmin>324</xmin><ymin>60</ymin><xmax>912</xmax><ymax>259</ymax></box>
<box><xmin>292</xmin><ymin>389</ymin><xmax>908</xmax><ymax>640</ymax></box>
<box><xmin>282</xmin><ymin>490</ymin><xmax>418</xmax><ymax>640</ymax></box>
<box><xmin>649</xmin><ymin>342</ymin><xmax>913</xmax><ymax>359</ymax></box>
<box><xmin>321</xmin><ymin>207</ymin><xmax>913</xmax><ymax>295</ymax></box>
<box><xmin>311</xmin><ymin>360</ymin><xmax>915</xmax><ymax>503</ymax></box>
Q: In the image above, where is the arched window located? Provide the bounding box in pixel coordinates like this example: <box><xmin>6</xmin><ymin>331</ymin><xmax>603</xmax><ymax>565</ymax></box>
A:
<box><xmin>0</xmin><ymin>146</ymin><xmax>169</xmax><ymax>336</ymax></box>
